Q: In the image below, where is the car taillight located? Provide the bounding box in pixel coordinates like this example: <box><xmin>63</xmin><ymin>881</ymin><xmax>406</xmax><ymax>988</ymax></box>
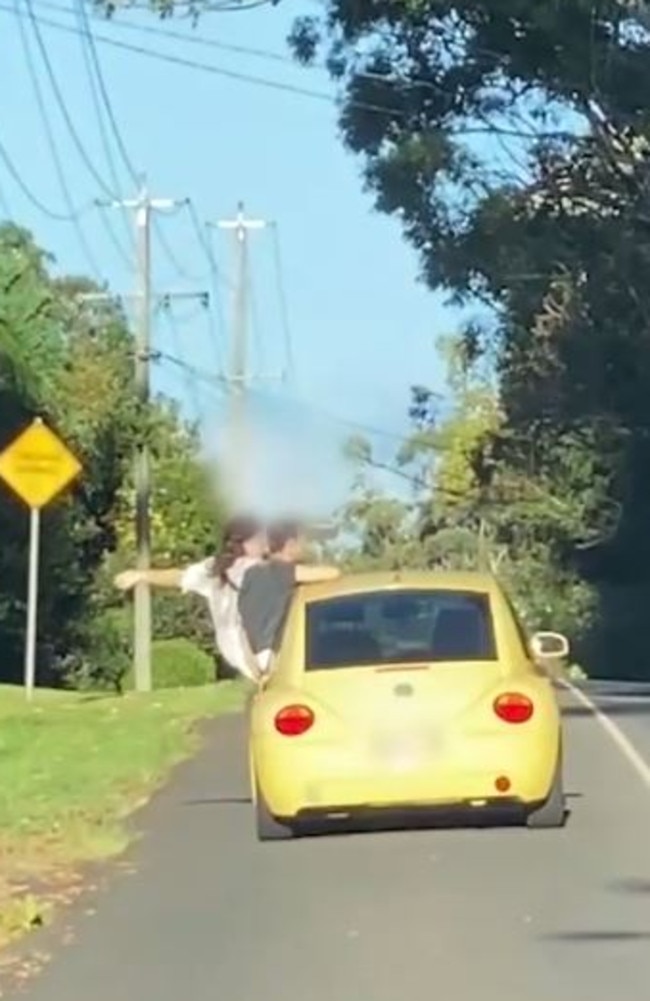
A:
<box><xmin>493</xmin><ymin>692</ymin><xmax>534</xmax><ymax>724</ymax></box>
<box><xmin>274</xmin><ymin>704</ymin><xmax>315</xmax><ymax>736</ymax></box>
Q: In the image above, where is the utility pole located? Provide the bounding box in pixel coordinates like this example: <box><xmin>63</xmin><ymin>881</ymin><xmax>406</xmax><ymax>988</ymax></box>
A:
<box><xmin>96</xmin><ymin>183</ymin><xmax>193</xmax><ymax>693</ymax></box>
<box><xmin>209</xmin><ymin>203</ymin><xmax>267</xmax><ymax>503</ymax></box>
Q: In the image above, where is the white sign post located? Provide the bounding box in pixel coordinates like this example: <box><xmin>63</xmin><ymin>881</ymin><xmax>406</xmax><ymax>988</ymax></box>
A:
<box><xmin>24</xmin><ymin>507</ymin><xmax>41</xmax><ymax>699</ymax></box>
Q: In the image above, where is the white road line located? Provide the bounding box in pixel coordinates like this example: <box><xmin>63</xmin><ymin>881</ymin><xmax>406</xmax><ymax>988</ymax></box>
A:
<box><xmin>563</xmin><ymin>681</ymin><xmax>650</xmax><ymax>790</ymax></box>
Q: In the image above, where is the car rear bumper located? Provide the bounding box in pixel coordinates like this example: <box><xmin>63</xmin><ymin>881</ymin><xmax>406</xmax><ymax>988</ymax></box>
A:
<box><xmin>288</xmin><ymin>797</ymin><xmax>533</xmax><ymax>831</ymax></box>
<box><xmin>255</xmin><ymin>741</ymin><xmax>558</xmax><ymax>820</ymax></box>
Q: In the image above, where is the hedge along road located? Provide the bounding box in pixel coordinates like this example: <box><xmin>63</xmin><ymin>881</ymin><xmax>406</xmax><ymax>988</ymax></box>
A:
<box><xmin>10</xmin><ymin>684</ymin><xmax>650</xmax><ymax>1001</ymax></box>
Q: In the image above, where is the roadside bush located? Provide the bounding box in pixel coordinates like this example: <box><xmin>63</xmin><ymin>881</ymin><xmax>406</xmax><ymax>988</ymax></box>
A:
<box><xmin>65</xmin><ymin>606</ymin><xmax>132</xmax><ymax>693</ymax></box>
<box><xmin>123</xmin><ymin>637</ymin><xmax>215</xmax><ymax>691</ymax></box>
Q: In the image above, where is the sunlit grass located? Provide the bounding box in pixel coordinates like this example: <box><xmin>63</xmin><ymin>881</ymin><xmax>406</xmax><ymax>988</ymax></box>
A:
<box><xmin>0</xmin><ymin>681</ymin><xmax>245</xmax><ymax>949</ymax></box>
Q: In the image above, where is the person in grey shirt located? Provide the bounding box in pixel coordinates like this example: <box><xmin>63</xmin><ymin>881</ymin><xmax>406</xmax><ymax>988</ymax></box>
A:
<box><xmin>238</xmin><ymin>519</ymin><xmax>340</xmax><ymax>675</ymax></box>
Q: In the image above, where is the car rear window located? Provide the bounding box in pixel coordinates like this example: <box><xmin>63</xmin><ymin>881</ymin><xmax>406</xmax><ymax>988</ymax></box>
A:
<box><xmin>305</xmin><ymin>589</ymin><xmax>497</xmax><ymax>669</ymax></box>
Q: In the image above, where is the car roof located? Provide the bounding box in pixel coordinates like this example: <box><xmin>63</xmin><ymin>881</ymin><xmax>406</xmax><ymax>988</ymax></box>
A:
<box><xmin>297</xmin><ymin>569</ymin><xmax>500</xmax><ymax>604</ymax></box>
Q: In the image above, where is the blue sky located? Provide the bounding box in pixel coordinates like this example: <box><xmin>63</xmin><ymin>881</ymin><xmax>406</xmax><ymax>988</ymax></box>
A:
<box><xmin>0</xmin><ymin>0</ymin><xmax>455</xmax><ymax>512</ymax></box>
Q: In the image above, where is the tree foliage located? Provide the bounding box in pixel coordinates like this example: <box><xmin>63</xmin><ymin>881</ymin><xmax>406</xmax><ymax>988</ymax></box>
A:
<box><xmin>336</xmin><ymin>335</ymin><xmax>597</xmax><ymax>660</ymax></box>
<box><xmin>0</xmin><ymin>224</ymin><xmax>222</xmax><ymax>688</ymax></box>
<box><xmin>292</xmin><ymin>0</ymin><xmax>650</xmax><ymax>677</ymax></box>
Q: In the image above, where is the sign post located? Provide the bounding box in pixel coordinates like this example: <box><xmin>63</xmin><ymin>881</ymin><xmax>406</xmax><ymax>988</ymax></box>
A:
<box><xmin>24</xmin><ymin>508</ymin><xmax>41</xmax><ymax>696</ymax></box>
<box><xmin>0</xmin><ymin>418</ymin><xmax>82</xmax><ymax>699</ymax></box>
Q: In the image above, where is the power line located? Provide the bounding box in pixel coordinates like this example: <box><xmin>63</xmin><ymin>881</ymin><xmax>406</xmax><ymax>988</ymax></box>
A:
<box><xmin>73</xmin><ymin>0</ymin><xmax>141</xmax><ymax>185</ymax></box>
<box><xmin>159</xmin><ymin>301</ymin><xmax>205</xmax><ymax>424</ymax></box>
<box><xmin>94</xmin><ymin>201</ymin><xmax>133</xmax><ymax>269</ymax></box>
<box><xmin>14</xmin><ymin>0</ymin><xmax>105</xmax><ymax>278</ymax></box>
<box><xmin>108</xmin><ymin>0</ymin><xmax>275</xmax><ymax>10</ymax></box>
<box><xmin>264</xmin><ymin>390</ymin><xmax>423</xmax><ymax>446</ymax></box>
<box><xmin>155</xmin><ymin>210</ymin><xmax>209</xmax><ymax>284</ymax></box>
<box><xmin>71</xmin><ymin>0</ymin><xmax>196</xmax><ymax>289</ymax></box>
<box><xmin>154</xmin><ymin>352</ymin><xmax>460</xmax><ymax>500</ymax></box>
<box><xmin>20</xmin><ymin>0</ymin><xmax>133</xmax><ymax>271</ymax></box>
<box><xmin>26</xmin><ymin>0</ymin><xmax>572</xmax><ymax>145</ymax></box>
<box><xmin>155</xmin><ymin>350</ymin><xmax>229</xmax><ymax>390</ymax></box>
<box><xmin>204</xmin><ymin>293</ymin><xmax>225</xmax><ymax>372</ymax></box>
<box><xmin>186</xmin><ymin>200</ymin><xmax>234</xmax><ymax>295</ymax></box>
<box><xmin>153</xmin><ymin>350</ymin><xmax>424</xmax><ymax>446</ymax></box>
<box><xmin>34</xmin><ymin>0</ymin><xmax>294</xmax><ymax>64</ymax></box>
<box><xmin>187</xmin><ymin>199</ymin><xmax>228</xmax><ymax>369</ymax></box>
<box><xmin>269</xmin><ymin>222</ymin><xmax>295</xmax><ymax>382</ymax></box>
<box><xmin>72</xmin><ymin>0</ymin><xmax>136</xmax><ymax>257</ymax></box>
<box><xmin>0</xmin><ymin>3</ymin><xmax>576</xmax><ymax>141</ymax></box>
<box><xmin>247</xmin><ymin>251</ymin><xmax>266</xmax><ymax>371</ymax></box>
<box><xmin>0</xmin><ymin>132</ymin><xmax>89</xmax><ymax>222</ymax></box>
<box><xmin>22</xmin><ymin>0</ymin><xmax>118</xmax><ymax>198</ymax></box>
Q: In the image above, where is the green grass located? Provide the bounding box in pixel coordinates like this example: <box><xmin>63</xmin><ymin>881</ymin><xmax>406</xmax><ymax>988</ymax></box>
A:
<box><xmin>0</xmin><ymin>681</ymin><xmax>246</xmax><ymax>949</ymax></box>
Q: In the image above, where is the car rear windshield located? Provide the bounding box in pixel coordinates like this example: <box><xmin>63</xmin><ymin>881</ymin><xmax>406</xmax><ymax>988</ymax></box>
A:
<box><xmin>305</xmin><ymin>589</ymin><xmax>497</xmax><ymax>670</ymax></box>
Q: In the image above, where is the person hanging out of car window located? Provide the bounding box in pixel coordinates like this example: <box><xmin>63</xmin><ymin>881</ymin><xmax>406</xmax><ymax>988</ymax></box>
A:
<box><xmin>238</xmin><ymin>519</ymin><xmax>341</xmax><ymax>678</ymax></box>
<box><xmin>113</xmin><ymin>515</ymin><xmax>267</xmax><ymax>682</ymax></box>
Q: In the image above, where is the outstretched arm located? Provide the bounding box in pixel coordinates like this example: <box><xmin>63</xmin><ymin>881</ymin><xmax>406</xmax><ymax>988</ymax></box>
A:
<box><xmin>114</xmin><ymin>568</ymin><xmax>183</xmax><ymax>591</ymax></box>
<box><xmin>294</xmin><ymin>564</ymin><xmax>341</xmax><ymax>584</ymax></box>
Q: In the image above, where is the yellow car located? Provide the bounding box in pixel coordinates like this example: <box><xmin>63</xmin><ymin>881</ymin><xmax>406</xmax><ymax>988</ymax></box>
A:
<box><xmin>248</xmin><ymin>570</ymin><xmax>568</xmax><ymax>841</ymax></box>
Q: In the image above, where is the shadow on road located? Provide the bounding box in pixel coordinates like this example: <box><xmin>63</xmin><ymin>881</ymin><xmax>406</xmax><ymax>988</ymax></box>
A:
<box><xmin>608</xmin><ymin>878</ymin><xmax>650</xmax><ymax>895</ymax></box>
<box><xmin>182</xmin><ymin>796</ymin><xmax>253</xmax><ymax>806</ymax></box>
<box><xmin>541</xmin><ymin>931</ymin><xmax>650</xmax><ymax>943</ymax></box>
<box><xmin>561</xmin><ymin>703</ymin><xmax>650</xmax><ymax>718</ymax></box>
<box><xmin>583</xmin><ymin>683</ymin><xmax>650</xmax><ymax>698</ymax></box>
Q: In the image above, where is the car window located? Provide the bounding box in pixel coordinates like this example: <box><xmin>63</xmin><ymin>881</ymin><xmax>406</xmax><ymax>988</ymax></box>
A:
<box><xmin>305</xmin><ymin>589</ymin><xmax>497</xmax><ymax>669</ymax></box>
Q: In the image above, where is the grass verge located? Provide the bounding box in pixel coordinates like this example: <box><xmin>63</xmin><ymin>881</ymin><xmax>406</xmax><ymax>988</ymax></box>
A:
<box><xmin>0</xmin><ymin>681</ymin><xmax>246</xmax><ymax>951</ymax></box>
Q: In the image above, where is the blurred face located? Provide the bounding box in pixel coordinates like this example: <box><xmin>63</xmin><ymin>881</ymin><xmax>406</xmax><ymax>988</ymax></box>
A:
<box><xmin>243</xmin><ymin>530</ymin><xmax>267</xmax><ymax>560</ymax></box>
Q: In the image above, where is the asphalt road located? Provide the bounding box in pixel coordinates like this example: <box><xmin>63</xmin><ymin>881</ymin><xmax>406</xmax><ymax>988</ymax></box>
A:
<box><xmin>11</xmin><ymin>683</ymin><xmax>650</xmax><ymax>1001</ymax></box>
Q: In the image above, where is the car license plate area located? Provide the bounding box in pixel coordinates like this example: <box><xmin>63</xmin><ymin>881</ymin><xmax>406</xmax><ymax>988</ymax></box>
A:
<box><xmin>371</xmin><ymin>733</ymin><xmax>436</xmax><ymax>772</ymax></box>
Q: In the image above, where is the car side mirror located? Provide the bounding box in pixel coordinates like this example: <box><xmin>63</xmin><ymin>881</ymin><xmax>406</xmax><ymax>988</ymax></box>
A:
<box><xmin>530</xmin><ymin>631</ymin><xmax>570</xmax><ymax>660</ymax></box>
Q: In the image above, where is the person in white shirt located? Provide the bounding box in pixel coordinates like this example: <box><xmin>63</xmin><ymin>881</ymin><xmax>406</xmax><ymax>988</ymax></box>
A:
<box><xmin>114</xmin><ymin>516</ymin><xmax>267</xmax><ymax>681</ymax></box>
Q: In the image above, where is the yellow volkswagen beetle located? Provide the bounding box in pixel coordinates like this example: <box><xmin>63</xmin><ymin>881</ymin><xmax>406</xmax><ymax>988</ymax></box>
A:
<box><xmin>248</xmin><ymin>571</ymin><xmax>568</xmax><ymax>840</ymax></box>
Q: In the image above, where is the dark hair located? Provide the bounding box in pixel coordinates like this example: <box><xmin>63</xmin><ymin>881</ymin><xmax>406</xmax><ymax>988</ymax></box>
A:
<box><xmin>213</xmin><ymin>515</ymin><xmax>262</xmax><ymax>585</ymax></box>
<box><xmin>268</xmin><ymin>518</ymin><xmax>302</xmax><ymax>555</ymax></box>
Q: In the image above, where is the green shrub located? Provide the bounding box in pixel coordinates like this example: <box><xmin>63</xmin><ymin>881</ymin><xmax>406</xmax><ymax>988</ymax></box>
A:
<box><xmin>66</xmin><ymin>607</ymin><xmax>132</xmax><ymax>692</ymax></box>
<box><xmin>123</xmin><ymin>637</ymin><xmax>215</xmax><ymax>691</ymax></box>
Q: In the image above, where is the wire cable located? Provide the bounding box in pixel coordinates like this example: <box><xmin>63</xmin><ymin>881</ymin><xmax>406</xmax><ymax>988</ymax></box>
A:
<box><xmin>159</xmin><ymin>302</ymin><xmax>205</xmax><ymax>424</ymax></box>
<box><xmin>21</xmin><ymin>0</ymin><xmax>132</xmax><ymax>271</ymax></box>
<box><xmin>247</xmin><ymin>253</ymin><xmax>266</xmax><ymax>372</ymax></box>
<box><xmin>71</xmin><ymin>0</ymin><xmax>191</xmax><ymax>290</ymax></box>
<box><xmin>72</xmin><ymin>0</ymin><xmax>135</xmax><ymax>257</ymax></box>
<box><xmin>34</xmin><ymin>0</ymin><xmax>296</xmax><ymax>65</ymax></box>
<box><xmin>155</xmin><ymin>347</ymin><xmax>429</xmax><ymax>449</ymax></box>
<box><xmin>155</xmin><ymin>211</ymin><xmax>209</xmax><ymax>284</ymax></box>
<box><xmin>155</xmin><ymin>350</ymin><xmax>229</xmax><ymax>391</ymax></box>
<box><xmin>0</xmin><ymin>132</ymin><xmax>89</xmax><ymax>221</ymax></box>
<box><xmin>269</xmin><ymin>222</ymin><xmax>295</xmax><ymax>383</ymax></box>
<box><xmin>28</xmin><ymin>0</ymin><xmax>573</xmax><ymax>145</ymax></box>
<box><xmin>281</xmin><ymin>399</ymin><xmax>419</xmax><ymax>446</ymax></box>
<box><xmin>186</xmin><ymin>199</ymin><xmax>233</xmax><ymax>289</ymax></box>
<box><xmin>0</xmin><ymin>4</ymin><xmax>576</xmax><ymax>141</ymax></box>
<box><xmin>112</xmin><ymin>0</ymin><xmax>275</xmax><ymax>11</ymax></box>
<box><xmin>73</xmin><ymin>0</ymin><xmax>141</xmax><ymax>185</ymax></box>
<box><xmin>23</xmin><ymin>0</ymin><xmax>119</xmax><ymax>197</ymax></box>
<box><xmin>204</xmin><ymin>293</ymin><xmax>225</xmax><ymax>372</ymax></box>
<box><xmin>70</xmin><ymin>0</ymin><xmax>298</xmax><ymax>293</ymax></box>
<box><xmin>187</xmin><ymin>199</ymin><xmax>228</xmax><ymax>369</ymax></box>
<box><xmin>14</xmin><ymin>0</ymin><xmax>105</xmax><ymax>277</ymax></box>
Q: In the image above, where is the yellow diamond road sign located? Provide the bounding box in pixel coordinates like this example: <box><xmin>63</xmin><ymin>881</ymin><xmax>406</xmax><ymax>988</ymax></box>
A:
<box><xmin>0</xmin><ymin>419</ymin><xmax>82</xmax><ymax>509</ymax></box>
